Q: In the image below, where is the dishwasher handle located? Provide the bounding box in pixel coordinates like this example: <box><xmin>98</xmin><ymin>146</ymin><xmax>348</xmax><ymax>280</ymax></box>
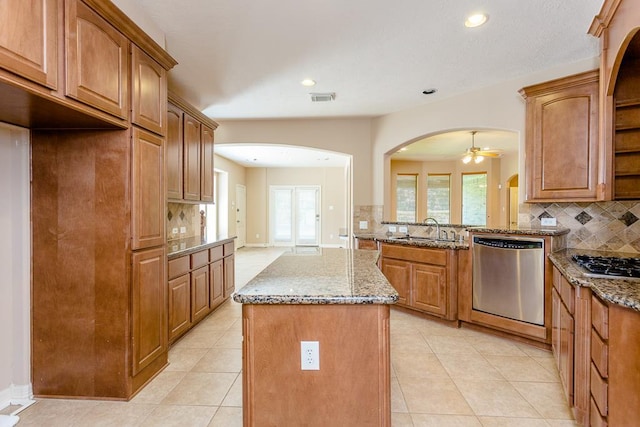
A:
<box><xmin>473</xmin><ymin>236</ymin><xmax>543</xmax><ymax>250</ymax></box>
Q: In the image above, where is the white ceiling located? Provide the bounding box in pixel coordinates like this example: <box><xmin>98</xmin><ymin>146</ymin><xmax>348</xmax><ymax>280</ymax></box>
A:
<box><xmin>133</xmin><ymin>0</ymin><xmax>603</xmax><ymax>121</ymax></box>
<box><xmin>215</xmin><ymin>144</ymin><xmax>350</xmax><ymax>168</ymax></box>
<box><xmin>128</xmin><ymin>0</ymin><xmax>602</xmax><ymax>165</ymax></box>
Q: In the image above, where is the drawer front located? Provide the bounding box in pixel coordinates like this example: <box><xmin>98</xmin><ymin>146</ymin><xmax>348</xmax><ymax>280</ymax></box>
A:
<box><xmin>380</xmin><ymin>244</ymin><xmax>447</xmax><ymax>265</ymax></box>
<box><xmin>210</xmin><ymin>245</ymin><xmax>224</xmax><ymax>261</ymax></box>
<box><xmin>590</xmin><ymin>363</ymin><xmax>608</xmax><ymax>417</ymax></box>
<box><xmin>224</xmin><ymin>242</ymin><xmax>235</xmax><ymax>256</ymax></box>
<box><xmin>191</xmin><ymin>250</ymin><xmax>209</xmax><ymax>269</ymax></box>
<box><xmin>591</xmin><ymin>328</ymin><xmax>608</xmax><ymax>378</ymax></box>
<box><xmin>552</xmin><ymin>267</ymin><xmax>561</xmax><ymax>291</ymax></box>
<box><xmin>168</xmin><ymin>255</ymin><xmax>189</xmax><ymax>279</ymax></box>
<box><xmin>591</xmin><ymin>295</ymin><xmax>609</xmax><ymax>340</ymax></box>
<box><xmin>559</xmin><ymin>275</ymin><xmax>575</xmax><ymax>315</ymax></box>
<box><xmin>590</xmin><ymin>397</ymin><xmax>608</xmax><ymax>427</ymax></box>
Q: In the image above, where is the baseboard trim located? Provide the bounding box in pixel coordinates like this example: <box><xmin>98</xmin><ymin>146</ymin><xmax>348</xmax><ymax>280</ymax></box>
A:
<box><xmin>0</xmin><ymin>383</ymin><xmax>35</xmax><ymax>415</ymax></box>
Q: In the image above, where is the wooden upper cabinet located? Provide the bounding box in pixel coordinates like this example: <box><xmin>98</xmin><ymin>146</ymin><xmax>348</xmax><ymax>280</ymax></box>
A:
<box><xmin>132</xmin><ymin>44</ymin><xmax>167</xmax><ymax>136</ymax></box>
<box><xmin>65</xmin><ymin>0</ymin><xmax>129</xmax><ymax>119</ymax></box>
<box><xmin>132</xmin><ymin>127</ymin><xmax>165</xmax><ymax>250</ymax></box>
<box><xmin>520</xmin><ymin>70</ymin><xmax>600</xmax><ymax>202</ymax></box>
<box><xmin>183</xmin><ymin>113</ymin><xmax>201</xmax><ymax>201</ymax></box>
<box><xmin>201</xmin><ymin>124</ymin><xmax>215</xmax><ymax>202</ymax></box>
<box><xmin>0</xmin><ymin>0</ymin><xmax>58</xmax><ymax>89</ymax></box>
<box><xmin>166</xmin><ymin>104</ymin><xmax>184</xmax><ymax>200</ymax></box>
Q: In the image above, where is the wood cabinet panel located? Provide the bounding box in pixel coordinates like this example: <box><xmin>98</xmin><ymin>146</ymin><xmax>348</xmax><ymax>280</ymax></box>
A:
<box><xmin>412</xmin><ymin>263</ymin><xmax>447</xmax><ymax>316</ymax></box>
<box><xmin>166</xmin><ymin>104</ymin><xmax>183</xmax><ymax>200</ymax></box>
<box><xmin>591</xmin><ymin>328</ymin><xmax>608</xmax><ymax>378</ymax></box>
<box><xmin>168</xmin><ymin>273</ymin><xmax>190</xmax><ymax>341</ymax></box>
<box><xmin>355</xmin><ymin>238</ymin><xmax>378</xmax><ymax>250</ymax></box>
<box><xmin>380</xmin><ymin>258</ymin><xmax>410</xmax><ymax>306</ymax></box>
<box><xmin>131</xmin><ymin>127</ymin><xmax>165</xmax><ymax>250</ymax></box>
<box><xmin>210</xmin><ymin>245</ymin><xmax>224</xmax><ymax>261</ymax></box>
<box><xmin>201</xmin><ymin>124</ymin><xmax>214</xmax><ymax>202</ymax></box>
<box><xmin>132</xmin><ymin>247</ymin><xmax>167</xmax><ymax>376</ymax></box>
<box><xmin>191</xmin><ymin>265</ymin><xmax>210</xmax><ymax>323</ymax></box>
<box><xmin>0</xmin><ymin>0</ymin><xmax>58</xmax><ymax>89</ymax></box>
<box><xmin>590</xmin><ymin>397</ymin><xmax>608</xmax><ymax>427</ymax></box>
<box><xmin>590</xmin><ymin>362</ymin><xmax>608</xmax><ymax>417</ymax></box>
<box><xmin>65</xmin><ymin>0</ymin><xmax>129</xmax><ymax>119</ymax></box>
<box><xmin>131</xmin><ymin>45</ymin><xmax>166</xmax><ymax>136</ymax></box>
<box><xmin>520</xmin><ymin>70</ymin><xmax>600</xmax><ymax>201</ymax></box>
<box><xmin>191</xmin><ymin>249</ymin><xmax>209</xmax><ymax>269</ymax></box>
<box><xmin>183</xmin><ymin>113</ymin><xmax>201</xmax><ymax>201</ymax></box>
<box><xmin>558</xmin><ymin>296</ymin><xmax>575</xmax><ymax>403</ymax></box>
<box><xmin>591</xmin><ymin>294</ymin><xmax>609</xmax><ymax>339</ymax></box>
<box><xmin>168</xmin><ymin>255</ymin><xmax>189</xmax><ymax>279</ymax></box>
<box><xmin>210</xmin><ymin>259</ymin><xmax>224</xmax><ymax>309</ymax></box>
<box><xmin>224</xmin><ymin>254</ymin><xmax>235</xmax><ymax>298</ymax></box>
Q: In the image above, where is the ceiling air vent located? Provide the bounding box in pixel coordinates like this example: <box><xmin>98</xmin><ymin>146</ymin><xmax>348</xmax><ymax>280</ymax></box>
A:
<box><xmin>310</xmin><ymin>92</ymin><xmax>335</xmax><ymax>102</ymax></box>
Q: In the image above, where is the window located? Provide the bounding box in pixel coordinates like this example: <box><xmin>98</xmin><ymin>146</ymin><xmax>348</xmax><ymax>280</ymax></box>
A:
<box><xmin>462</xmin><ymin>172</ymin><xmax>487</xmax><ymax>225</ymax></box>
<box><xmin>426</xmin><ymin>174</ymin><xmax>450</xmax><ymax>223</ymax></box>
<box><xmin>396</xmin><ymin>174</ymin><xmax>417</xmax><ymax>222</ymax></box>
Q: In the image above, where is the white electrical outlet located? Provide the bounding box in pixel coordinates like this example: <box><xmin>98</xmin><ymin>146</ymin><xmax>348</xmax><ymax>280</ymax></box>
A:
<box><xmin>301</xmin><ymin>341</ymin><xmax>319</xmax><ymax>370</ymax></box>
<box><xmin>389</xmin><ymin>226</ymin><xmax>397</xmax><ymax>232</ymax></box>
<box><xmin>179</xmin><ymin>226</ymin><xmax>187</xmax><ymax>234</ymax></box>
<box><xmin>256</xmin><ymin>234</ymin><xmax>259</xmax><ymax>239</ymax></box>
<box><xmin>359</xmin><ymin>220</ymin><xmax>368</xmax><ymax>230</ymax></box>
<box><xmin>541</xmin><ymin>217</ymin><xmax>557</xmax><ymax>227</ymax></box>
<box><xmin>172</xmin><ymin>228</ymin><xmax>178</xmax><ymax>234</ymax></box>
<box><xmin>399</xmin><ymin>226</ymin><xmax>408</xmax><ymax>233</ymax></box>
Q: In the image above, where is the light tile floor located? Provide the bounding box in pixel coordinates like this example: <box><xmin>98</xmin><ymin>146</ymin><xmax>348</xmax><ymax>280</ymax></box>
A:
<box><xmin>14</xmin><ymin>247</ymin><xmax>579</xmax><ymax>426</ymax></box>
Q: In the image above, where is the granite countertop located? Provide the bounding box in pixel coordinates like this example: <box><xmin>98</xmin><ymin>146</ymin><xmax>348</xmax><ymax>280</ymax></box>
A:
<box><xmin>549</xmin><ymin>248</ymin><xmax>640</xmax><ymax>312</ymax></box>
<box><xmin>167</xmin><ymin>235</ymin><xmax>236</xmax><ymax>258</ymax></box>
<box><xmin>354</xmin><ymin>233</ymin><xmax>469</xmax><ymax>250</ymax></box>
<box><xmin>232</xmin><ymin>248</ymin><xmax>399</xmax><ymax>305</ymax></box>
<box><xmin>468</xmin><ymin>227</ymin><xmax>570</xmax><ymax>236</ymax></box>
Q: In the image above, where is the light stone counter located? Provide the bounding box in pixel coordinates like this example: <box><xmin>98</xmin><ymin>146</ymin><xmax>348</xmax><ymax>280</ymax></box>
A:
<box><xmin>232</xmin><ymin>248</ymin><xmax>398</xmax><ymax>305</ymax></box>
<box><xmin>549</xmin><ymin>248</ymin><xmax>640</xmax><ymax>312</ymax></box>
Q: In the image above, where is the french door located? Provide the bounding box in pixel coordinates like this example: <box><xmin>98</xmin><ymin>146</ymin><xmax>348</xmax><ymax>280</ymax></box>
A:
<box><xmin>270</xmin><ymin>186</ymin><xmax>320</xmax><ymax>246</ymax></box>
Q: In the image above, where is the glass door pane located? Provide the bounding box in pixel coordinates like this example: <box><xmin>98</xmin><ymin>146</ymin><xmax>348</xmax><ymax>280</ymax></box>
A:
<box><xmin>295</xmin><ymin>187</ymin><xmax>319</xmax><ymax>246</ymax></box>
<box><xmin>272</xmin><ymin>188</ymin><xmax>293</xmax><ymax>243</ymax></box>
<box><xmin>462</xmin><ymin>173</ymin><xmax>487</xmax><ymax>225</ymax></box>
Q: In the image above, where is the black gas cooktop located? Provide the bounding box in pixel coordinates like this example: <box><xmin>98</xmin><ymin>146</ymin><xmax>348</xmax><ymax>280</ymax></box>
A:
<box><xmin>572</xmin><ymin>254</ymin><xmax>640</xmax><ymax>280</ymax></box>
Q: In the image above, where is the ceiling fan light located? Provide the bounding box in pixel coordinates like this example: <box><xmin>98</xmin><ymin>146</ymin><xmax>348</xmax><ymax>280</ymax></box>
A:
<box><xmin>462</xmin><ymin>155</ymin><xmax>472</xmax><ymax>164</ymax></box>
<box><xmin>474</xmin><ymin>155</ymin><xmax>484</xmax><ymax>164</ymax></box>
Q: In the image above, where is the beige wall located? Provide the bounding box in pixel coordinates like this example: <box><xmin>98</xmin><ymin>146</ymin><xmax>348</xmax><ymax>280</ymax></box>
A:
<box><xmin>215</xmin><ymin>118</ymin><xmax>370</xmax><ymax>206</ymax></box>
<box><xmin>215</xmin><ymin>153</ymin><xmax>247</xmax><ymax>238</ymax></box>
<box><xmin>244</xmin><ymin>167</ymin><xmax>347</xmax><ymax>246</ymax></box>
<box><xmin>371</xmin><ymin>57</ymin><xmax>600</xmax><ymax>217</ymax></box>
<box><xmin>0</xmin><ymin>124</ymin><xmax>31</xmax><ymax>406</ymax></box>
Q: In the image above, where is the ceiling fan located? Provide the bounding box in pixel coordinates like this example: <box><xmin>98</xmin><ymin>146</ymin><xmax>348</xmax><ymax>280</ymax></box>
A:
<box><xmin>462</xmin><ymin>131</ymin><xmax>502</xmax><ymax>164</ymax></box>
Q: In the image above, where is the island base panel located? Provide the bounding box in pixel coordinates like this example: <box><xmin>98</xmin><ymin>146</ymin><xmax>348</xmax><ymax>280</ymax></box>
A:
<box><xmin>242</xmin><ymin>304</ymin><xmax>391</xmax><ymax>427</ymax></box>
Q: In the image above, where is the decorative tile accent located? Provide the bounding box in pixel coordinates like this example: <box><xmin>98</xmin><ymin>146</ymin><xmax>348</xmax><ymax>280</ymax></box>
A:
<box><xmin>520</xmin><ymin>201</ymin><xmax>640</xmax><ymax>253</ymax></box>
<box><xmin>575</xmin><ymin>211</ymin><xmax>593</xmax><ymax>225</ymax></box>
<box><xmin>167</xmin><ymin>210</ymin><xmax>173</xmax><ymax>221</ymax></box>
<box><xmin>180</xmin><ymin>210</ymin><xmax>185</xmax><ymax>221</ymax></box>
<box><xmin>620</xmin><ymin>211</ymin><xmax>639</xmax><ymax>227</ymax></box>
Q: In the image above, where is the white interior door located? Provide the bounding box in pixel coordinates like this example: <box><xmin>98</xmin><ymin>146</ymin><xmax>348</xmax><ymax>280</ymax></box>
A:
<box><xmin>235</xmin><ymin>184</ymin><xmax>246</xmax><ymax>248</ymax></box>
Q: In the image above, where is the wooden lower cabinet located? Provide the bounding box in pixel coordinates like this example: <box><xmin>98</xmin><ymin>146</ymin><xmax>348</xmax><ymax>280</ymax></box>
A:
<box><xmin>379</xmin><ymin>244</ymin><xmax>455</xmax><ymax>320</ymax></box>
<box><xmin>191</xmin><ymin>265</ymin><xmax>210</xmax><ymax>323</ymax></box>
<box><xmin>380</xmin><ymin>258</ymin><xmax>410</xmax><ymax>306</ymax></box>
<box><xmin>355</xmin><ymin>237</ymin><xmax>378</xmax><ymax>250</ymax></box>
<box><xmin>224</xmin><ymin>253</ymin><xmax>235</xmax><ymax>298</ymax></box>
<box><xmin>210</xmin><ymin>259</ymin><xmax>224</xmax><ymax>309</ymax></box>
<box><xmin>167</xmin><ymin>240</ymin><xmax>235</xmax><ymax>344</ymax></box>
<box><xmin>168</xmin><ymin>274</ymin><xmax>191</xmax><ymax>341</ymax></box>
<box><xmin>589</xmin><ymin>295</ymin><xmax>640</xmax><ymax>426</ymax></box>
<box><xmin>132</xmin><ymin>247</ymin><xmax>167</xmax><ymax>376</ymax></box>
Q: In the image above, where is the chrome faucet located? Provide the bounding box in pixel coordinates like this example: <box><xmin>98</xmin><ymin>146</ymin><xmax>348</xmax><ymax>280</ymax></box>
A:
<box><xmin>441</xmin><ymin>230</ymin><xmax>449</xmax><ymax>240</ymax></box>
<box><xmin>422</xmin><ymin>217</ymin><xmax>440</xmax><ymax>239</ymax></box>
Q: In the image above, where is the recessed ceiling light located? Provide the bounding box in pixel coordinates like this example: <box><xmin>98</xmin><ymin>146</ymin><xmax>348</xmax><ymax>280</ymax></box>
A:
<box><xmin>422</xmin><ymin>88</ymin><xmax>437</xmax><ymax>95</ymax></box>
<box><xmin>301</xmin><ymin>79</ymin><xmax>316</xmax><ymax>87</ymax></box>
<box><xmin>465</xmin><ymin>13</ymin><xmax>488</xmax><ymax>28</ymax></box>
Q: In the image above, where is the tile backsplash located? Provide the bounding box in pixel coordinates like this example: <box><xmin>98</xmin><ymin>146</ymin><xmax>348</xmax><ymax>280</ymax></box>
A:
<box><xmin>519</xmin><ymin>201</ymin><xmax>640</xmax><ymax>254</ymax></box>
<box><xmin>167</xmin><ymin>202</ymin><xmax>202</xmax><ymax>240</ymax></box>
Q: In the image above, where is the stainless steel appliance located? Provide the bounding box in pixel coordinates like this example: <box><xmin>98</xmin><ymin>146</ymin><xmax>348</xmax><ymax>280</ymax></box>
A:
<box><xmin>572</xmin><ymin>254</ymin><xmax>640</xmax><ymax>280</ymax></box>
<box><xmin>472</xmin><ymin>235</ymin><xmax>545</xmax><ymax>326</ymax></box>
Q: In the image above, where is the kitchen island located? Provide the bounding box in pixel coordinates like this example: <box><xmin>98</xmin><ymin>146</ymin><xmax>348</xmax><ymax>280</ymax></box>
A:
<box><xmin>233</xmin><ymin>248</ymin><xmax>397</xmax><ymax>427</ymax></box>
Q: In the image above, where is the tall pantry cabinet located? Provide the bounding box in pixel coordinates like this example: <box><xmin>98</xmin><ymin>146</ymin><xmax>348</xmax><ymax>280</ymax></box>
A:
<box><xmin>25</xmin><ymin>0</ymin><xmax>177</xmax><ymax>400</ymax></box>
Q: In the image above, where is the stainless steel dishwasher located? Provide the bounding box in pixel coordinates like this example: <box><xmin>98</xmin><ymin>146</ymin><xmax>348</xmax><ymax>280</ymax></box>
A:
<box><xmin>472</xmin><ymin>235</ymin><xmax>545</xmax><ymax>326</ymax></box>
